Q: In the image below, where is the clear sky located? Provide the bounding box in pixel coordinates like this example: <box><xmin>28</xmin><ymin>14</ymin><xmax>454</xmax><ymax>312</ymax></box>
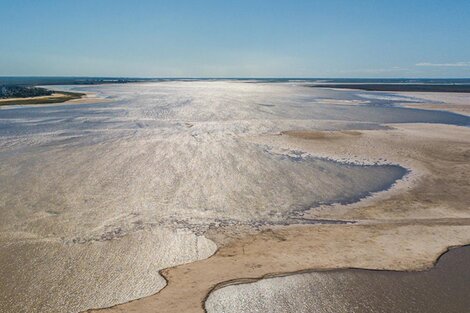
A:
<box><xmin>1</xmin><ymin>0</ymin><xmax>470</xmax><ymax>78</ymax></box>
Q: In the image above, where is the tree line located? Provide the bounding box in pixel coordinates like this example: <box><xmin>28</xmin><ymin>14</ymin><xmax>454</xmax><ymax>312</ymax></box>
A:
<box><xmin>0</xmin><ymin>85</ymin><xmax>54</xmax><ymax>99</ymax></box>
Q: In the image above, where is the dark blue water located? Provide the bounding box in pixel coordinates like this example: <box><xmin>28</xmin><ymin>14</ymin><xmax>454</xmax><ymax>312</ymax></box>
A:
<box><xmin>2</xmin><ymin>76</ymin><xmax>470</xmax><ymax>86</ymax></box>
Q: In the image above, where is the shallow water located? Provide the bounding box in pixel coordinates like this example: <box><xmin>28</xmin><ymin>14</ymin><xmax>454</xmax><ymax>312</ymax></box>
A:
<box><xmin>0</xmin><ymin>81</ymin><xmax>468</xmax><ymax>312</ymax></box>
<box><xmin>206</xmin><ymin>246</ymin><xmax>470</xmax><ymax>313</ymax></box>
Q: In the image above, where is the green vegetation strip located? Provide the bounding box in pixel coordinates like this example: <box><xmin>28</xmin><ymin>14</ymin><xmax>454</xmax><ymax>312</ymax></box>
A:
<box><xmin>0</xmin><ymin>91</ymin><xmax>85</xmax><ymax>106</ymax></box>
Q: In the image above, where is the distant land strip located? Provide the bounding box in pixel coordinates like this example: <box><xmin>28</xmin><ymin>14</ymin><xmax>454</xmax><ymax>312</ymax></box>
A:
<box><xmin>309</xmin><ymin>84</ymin><xmax>470</xmax><ymax>93</ymax></box>
<box><xmin>0</xmin><ymin>90</ymin><xmax>85</xmax><ymax>106</ymax></box>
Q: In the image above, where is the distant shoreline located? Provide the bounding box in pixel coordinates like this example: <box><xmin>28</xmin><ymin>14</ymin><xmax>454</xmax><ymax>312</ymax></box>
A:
<box><xmin>0</xmin><ymin>91</ymin><xmax>85</xmax><ymax>106</ymax></box>
<box><xmin>309</xmin><ymin>84</ymin><xmax>470</xmax><ymax>93</ymax></box>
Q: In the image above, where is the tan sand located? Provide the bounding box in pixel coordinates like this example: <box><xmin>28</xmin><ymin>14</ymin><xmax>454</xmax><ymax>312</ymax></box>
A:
<box><xmin>205</xmin><ymin>245</ymin><xmax>470</xmax><ymax>313</ymax></box>
<box><xmin>64</xmin><ymin>93</ymin><xmax>110</xmax><ymax>105</ymax></box>
<box><xmin>90</xmin><ymin>122</ymin><xmax>470</xmax><ymax>313</ymax></box>
<box><xmin>280</xmin><ymin>130</ymin><xmax>362</xmax><ymax>140</ymax></box>
<box><xmin>395</xmin><ymin>92</ymin><xmax>470</xmax><ymax>116</ymax></box>
<box><xmin>268</xmin><ymin>124</ymin><xmax>470</xmax><ymax>221</ymax></box>
<box><xmin>90</xmin><ymin>224</ymin><xmax>470</xmax><ymax>313</ymax></box>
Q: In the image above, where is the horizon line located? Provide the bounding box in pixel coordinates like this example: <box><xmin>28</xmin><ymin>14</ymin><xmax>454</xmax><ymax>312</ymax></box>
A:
<box><xmin>1</xmin><ymin>76</ymin><xmax>470</xmax><ymax>80</ymax></box>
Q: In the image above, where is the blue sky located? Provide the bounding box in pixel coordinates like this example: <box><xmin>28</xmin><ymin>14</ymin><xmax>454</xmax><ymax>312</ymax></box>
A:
<box><xmin>1</xmin><ymin>0</ymin><xmax>469</xmax><ymax>77</ymax></box>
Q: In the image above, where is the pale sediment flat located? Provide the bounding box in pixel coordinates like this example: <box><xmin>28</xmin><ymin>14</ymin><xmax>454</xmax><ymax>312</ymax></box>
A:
<box><xmin>0</xmin><ymin>229</ymin><xmax>216</xmax><ymax>313</ymax></box>
<box><xmin>394</xmin><ymin>91</ymin><xmax>470</xmax><ymax>116</ymax></box>
<box><xmin>93</xmin><ymin>224</ymin><xmax>470</xmax><ymax>313</ymax></box>
<box><xmin>94</xmin><ymin>122</ymin><xmax>470</xmax><ymax>313</ymax></box>
<box><xmin>0</xmin><ymin>81</ymin><xmax>469</xmax><ymax>313</ymax></box>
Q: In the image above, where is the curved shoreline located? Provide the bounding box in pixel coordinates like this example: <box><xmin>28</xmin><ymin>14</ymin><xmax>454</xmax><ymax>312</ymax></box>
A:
<box><xmin>87</xmin><ymin>122</ymin><xmax>470</xmax><ymax>313</ymax></box>
<box><xmin>206</xmin><ymin>243</ymin><xmax>469</xmax><ymax>294</ymax></box>
<box><xmin>88</xmin><ymin>224</ymin><xmax>470</xmax><ymax>313</ymax></box>
<box><xmin>205</xmin><ymin>244</ymin><xmax>470</xmax><ymax>313</ymax></box>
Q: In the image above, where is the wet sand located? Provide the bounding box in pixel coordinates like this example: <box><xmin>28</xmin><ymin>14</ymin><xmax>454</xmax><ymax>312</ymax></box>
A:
<box><xmin>91</xmin><ymin>224</ymin><xmax>470</xmax><ymax>313</ymax></box>
<box><xmin>91</xmin><ymin>121</ymin><xmax>470</xmax><ymax>313</ymax></box>
<box><xmin>206</xmin><ymin>245</ymin><xmax>470</xmax><ymax>313</ymax></box>
<box><xmin>0</xmin><ymin>82</ymin><xmax>469</xmax><ymax>312</ymax></box>
<box><xmin>394</xmin><ymin>91</ymin><xmax>470</xmax><ymax>116</ymax></box>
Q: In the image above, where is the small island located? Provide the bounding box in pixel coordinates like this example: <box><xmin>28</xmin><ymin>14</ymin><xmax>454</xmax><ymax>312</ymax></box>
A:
<box><xmin>0</xmin><ymin>85</ymin><xmax>84</xmax><ymax>106</ymax></box>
